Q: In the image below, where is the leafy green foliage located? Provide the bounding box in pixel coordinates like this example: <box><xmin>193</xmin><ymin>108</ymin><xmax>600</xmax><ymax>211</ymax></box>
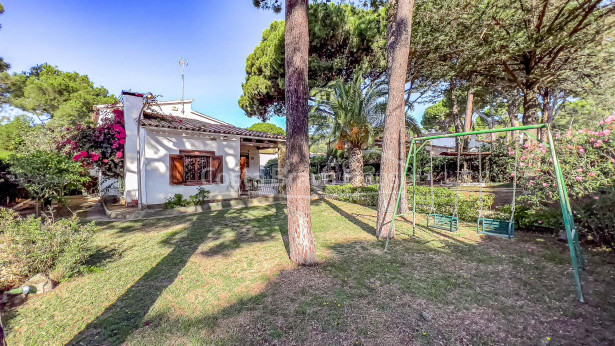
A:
<box><xmin>252</xmin><ymin>0</ymin><xmax>282</xmax><ymax>13</ymax></box>
<box><xmin>189</xmin><ymin>188</ymin><xmax>211</xmax><ymax>206</ymax></box>
<box><xmin>1</xmin><ymin>64</ymin><xmax>117</xmax><ymax>126</ymax></box>
<box><xmin>554</xmin><ymin>97</ymin><xmax>615</xmax><ymax>130</ymax></box>
<box><xmin>409</xmin><ymin>186</ymin><xmax>495</xmax><ymax>222</ymax></box>
<box><xmin>363</xmin><ymin>165</ymin><xmax>375</xmax><ymax>174</ymax></box>
<box><xmin>0</xmin><ymin>209</ymin><xmax>97</xmax><ymax>290</ymax></box>
<box><xmin>513</xmin><ymin>118</ymin><xmax>615</xmax><ymax>247</ymax></box>
<box><xmin>164</xmin><ymin>194</ymin><xmax>190</xmax><ymax>209</ymax></box>
<box><xmin>311</xmin><ymin>71</ymin><xmax>386</xmax><ymax>150</ymax></box>
<box><xmin>58</xmin><ymin>108</ymin><xmax>125</xmax><ymax>178</ymax></box>
<box><xmin>310</xmin><ymin>155</ymin><xmax>328</xmax><ymax>174</ymax></box>
<box><xmin>164</xmin><ymin>188</ymin><xmax>211</xmax><ymax>209</ymax></box>
<box><xmin>247</xmin><ymin>122</ymin><xmax>285</xmax><ymax>135</ymax></box>
<box><xmin>479</xmin><ymin>0</ymin><xmax>615</xmax><ymax>123</ymax></box>
<box><xmin>362</xmin><ymin>149</ymin><xmax>381</xmax><ymax>164</ymax></box>
<box><xmin>240</xmin><ymin>3</ymin><xmax>387</xmax><ymax>121</ymax></box>
<box><xmin>323</xmin><ymin>184</ymin><xmax>494</xmax><ymax>222</ymax></box>
<box><xmin>421</xmin><ymin>100</ymin><xmax>452</xmax><ymax>132</ymax></box>
<box><xmin>323</xmin><ymin>184</ymin><xmax>380</xmax><ymax>206</ymax></box>
<box><xmin>7</xmin><ymin>150</ymin><xmax>89</xmax><ymax>203</ymax></box>
<box><xmin>0</xmin><ymin>115</ymin><xmax>33</xmax><ymax>155</ymax></box>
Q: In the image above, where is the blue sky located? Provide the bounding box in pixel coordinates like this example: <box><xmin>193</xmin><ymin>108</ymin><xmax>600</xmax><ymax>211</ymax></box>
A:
<box><xmin>0</xmin><ymin>0</ymin><xmax>429</xmax><ymax>129</ymax></box>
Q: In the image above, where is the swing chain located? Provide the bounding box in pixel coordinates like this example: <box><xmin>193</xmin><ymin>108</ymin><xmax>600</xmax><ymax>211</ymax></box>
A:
<box><xmin>430</xmin><ymin>144</ymin><xmax>435</xmax><ymax>213</ymax></box>
<box><xmin>453</xmin><ymin>137</ymin><xmax>461</xmax><ymax>218</ymax></box>
<box><xmin>509</xmin><ymin>133</ymin><xmax>523</xmax><ymax>223</ymax></box>
<box><xmin>478</xmin><ymin>134</ymin><xmax>484</xmax><ymax>219</ymax></box>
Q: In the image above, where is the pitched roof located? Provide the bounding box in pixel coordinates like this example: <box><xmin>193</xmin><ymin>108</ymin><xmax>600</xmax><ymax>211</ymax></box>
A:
<box><xmin>141</xmin><ymin>110</ymin><xmax>285</xmax><ymax>140</ymax></box>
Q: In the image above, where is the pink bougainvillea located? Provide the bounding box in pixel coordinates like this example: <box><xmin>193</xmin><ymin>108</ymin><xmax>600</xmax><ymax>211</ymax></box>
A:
<box><xmin>58</xmin><ymin>106</ymin><xmax>125</xmax><ymax>178</ymax></box>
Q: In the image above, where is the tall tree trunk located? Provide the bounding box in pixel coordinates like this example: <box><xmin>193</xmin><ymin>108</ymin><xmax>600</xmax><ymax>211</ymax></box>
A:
<box><xmin>507</xmin><ymin>92</ymin><xmax>521</xmax><ymax>142</ymax></box>
<box><xmin>451</xmin><ymin>82</ymin><xmax>461</xmax><ymax>134</ymax></box>
<box><xmin>376</xmin><ymin>0</ymin><xmax>415</xmax><ymax>240</ymax></box>
<box><xmin>523</xmin><ymin>84</ymin><xmax>540</xmax><ymax>138</ymax></box>
<box><xmin>349</xmin><ymin>146</ymin><xmax>364</xmax><ymax>187</ymax></box>
<box><xmin>463</xmin><ymin>86</ymin><xmax>474</xmax><ymax>132</ymax></box>
<box><xmin>463</xmin><ymin>85</ymin><xmax>474</xmax><ymax>150</ymax></box>
<box><xmin>285</xmin><ymin>0</ymin><xmax>317</xmax><ymax>265</ymax></box>
<box><xmin>523</xmin><ymin>86</ymin><xmax>540</xmax><ymax>125</ymax></box>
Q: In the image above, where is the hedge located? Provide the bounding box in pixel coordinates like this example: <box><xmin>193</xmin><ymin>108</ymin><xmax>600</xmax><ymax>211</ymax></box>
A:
<box><xmin>323</xmin><ymin>184</ymin><xmax>494</xmax><ymax>222</ymax></box>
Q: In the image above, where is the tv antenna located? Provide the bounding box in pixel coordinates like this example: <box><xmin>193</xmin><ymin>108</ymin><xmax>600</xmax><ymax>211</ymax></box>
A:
<box><xmin>179</xmin><ymin>58</ymin><xmax>188</xmax><ymax>114</ymax></box>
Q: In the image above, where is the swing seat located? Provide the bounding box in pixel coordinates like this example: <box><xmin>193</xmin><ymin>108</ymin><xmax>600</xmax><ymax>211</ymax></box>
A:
<box><xmin>427</xmin><ymin>214</ymin><xmax>459</xmax><ymax>232</ymax></box>
<box><xmin>477</xmin><ymin>218</ymin><xmax>514</xmax><ymax>239</ymax></box>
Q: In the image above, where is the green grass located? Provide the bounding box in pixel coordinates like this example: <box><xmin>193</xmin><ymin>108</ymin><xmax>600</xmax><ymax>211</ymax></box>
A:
<box><xmin>3</xmin><ymin>199</ymin><xmax>615</xmax><ymax>345</ymax></box>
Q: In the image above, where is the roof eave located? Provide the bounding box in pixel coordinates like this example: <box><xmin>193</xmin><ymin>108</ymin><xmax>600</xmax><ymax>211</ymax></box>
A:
<box><xmin>142</xmin><ymin>124</ymin><xmax>285</xmax><ymax>141</ymax></box>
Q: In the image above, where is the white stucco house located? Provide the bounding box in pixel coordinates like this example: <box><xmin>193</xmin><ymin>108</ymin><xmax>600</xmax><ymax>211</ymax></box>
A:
<box><xmin>94</xmin><ymin>91</ymin><xmax>285</xmax><ymax>207</ymax></box>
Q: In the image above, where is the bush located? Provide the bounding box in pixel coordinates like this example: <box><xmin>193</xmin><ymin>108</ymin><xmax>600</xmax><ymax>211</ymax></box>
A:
<box><xmin>0</xmin><ymin>209</ymin><xmax>97</xmax><ymax>290</ymax></box>
<box><xmin>164</xmin><ymin>194</ymin><xmax>190</xmax><ymax>209</ymax></box>
<box><xmin>363</xmin><ymin>165</ymin><xmax>376</xmax><ymax>174</ymax></box>
<box><xmin>7</xmin><ymin>151</ymin><xmax>90</xmax><ymax>213</ymax></box>
<box><xmin>310</xmin><ymin>156</ymin><xmax>328</xmax><ymax>174</ymax></box>
<box><xmin>323</xmin><ymin>184</ymin><xmax>494</xmax><ymax>222</ymax></box>
<box><xmin>512</xmin><ymin>118</ymin><xmax>615</xmax><ymax>248</ymax></box>
<box><xmin>164</xmin><ymin>188</ymin><xmax>211</xmax><ymax>209</ymax></box>
<box><xmin>189</xmin><ymin>187</ymin><xmax>211</xmax><ymax>206</ymax></box>
<box><xmin>409</xmin><ymin>186</ymin><xmax>495</xmax><ymax>222</ymax></box>
<box><xmin>323</xmin><ymin>184</ymin><xmax>380</xmax><ymax>206</ymax></box>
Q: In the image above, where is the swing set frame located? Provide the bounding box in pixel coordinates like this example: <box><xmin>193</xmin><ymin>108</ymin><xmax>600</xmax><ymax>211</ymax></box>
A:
<box><xmin>384</xmin><ymin>124</ymin><xmax>586</xmax><ymax>302</ymax></box>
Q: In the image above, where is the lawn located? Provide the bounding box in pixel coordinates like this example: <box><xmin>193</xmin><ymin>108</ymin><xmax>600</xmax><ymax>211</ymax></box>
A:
<box><xmin>4</xmin><ymin>199</ymin><xmax>615</xmax><ymax>345</ymax></box>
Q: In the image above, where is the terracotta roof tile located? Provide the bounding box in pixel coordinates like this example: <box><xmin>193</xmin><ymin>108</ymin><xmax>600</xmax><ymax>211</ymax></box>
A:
<box><xmin>141</xmin><ymin>110</ymin><xmax>285</xmax><ymax>140</ymax></box>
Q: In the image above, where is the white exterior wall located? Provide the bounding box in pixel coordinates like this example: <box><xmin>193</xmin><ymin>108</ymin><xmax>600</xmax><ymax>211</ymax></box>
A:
<box><xmin>123</xmin><ymin>94</ymin><xmax>142</xmax><ymax>203</ymax></box>
<box><xmin>142</xmin><ymin>128</ymin><xmax>241</xmax><ymax>205</ymax></box>
<box><xmin>151</xmin><ymin>100</ymin><xmax>230</xmax><ymax>125</ymax></box>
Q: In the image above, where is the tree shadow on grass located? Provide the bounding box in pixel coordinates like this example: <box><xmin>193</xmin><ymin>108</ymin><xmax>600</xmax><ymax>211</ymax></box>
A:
<box><xmin>82</xmin><ymin>247</ymin><xmax>120</xmax><ymax>269</ymax></box>
<box><xmin>274</xmin><ymin>202</ymin><xmax>290</xmax><ymax>257</ymax></box>
<box><xmin>68</xmin><ymin>209</ymin><xmax>234</xmax><ymax>345</ymax></box>
<box><xmin>68</xmin><ymin>204</ymin><xmax>292</xmax><ymax>345</ymax></box>
<box><xmin>69</xmin><ymin>211</ymin><xmax>227</xmax><ymax>345</ymax></box>
<box><xmin>116</xmin><ymin>235</ymin><xmax>615</xmax><ymax>346</ymax></box>
<box><xmin>321</xmin><ymin>199</ymin><xmax>375</xmax><ymax>237</ymax></box>
<box><xmin>414</xmin><ymin>224</ymin><xmax>474</xmax><ymax>246</ymax></box>
<box><xmin>198</xmin><ymin>203</ymin><xmax>289</xmax><ymax>258</ymax></box>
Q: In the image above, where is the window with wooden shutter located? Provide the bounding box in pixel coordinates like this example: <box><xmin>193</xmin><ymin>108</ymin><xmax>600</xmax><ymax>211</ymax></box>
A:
<box><xmin>170</xmin><ymin>151</ymin><xmax>223</xmax><ymax>185</ymax></box>
<box><xmin>212</xmin><ymin>156</ymin><xmax>224</xmax><ymax>183</ymax></box>
<box><xmin>169</xmin><ymin>154</ymin><xmax>185</xmax><ymax>185</ymax></box>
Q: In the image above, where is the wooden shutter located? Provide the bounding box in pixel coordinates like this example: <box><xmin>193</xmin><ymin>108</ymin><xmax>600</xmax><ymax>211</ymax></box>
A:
<box><xmin>212</xmin><ymin>156</ymin><xmax>224</xmax><ymax>183</ymax></box>
<box><xmin>169</xmin><ymin>154</ymin><xmax>185</xmax><ymax>185</ymax></box>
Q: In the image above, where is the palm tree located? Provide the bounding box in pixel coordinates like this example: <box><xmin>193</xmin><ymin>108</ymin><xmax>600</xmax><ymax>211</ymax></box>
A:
<box><xmin>311</xmin><ymin>72</ymin><xmax>387</xmax><ymax>187</ymax></box>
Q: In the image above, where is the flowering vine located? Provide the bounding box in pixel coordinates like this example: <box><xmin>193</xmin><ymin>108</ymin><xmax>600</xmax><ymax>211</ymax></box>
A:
<box><xmin>58</xmin><ymin>108</ymin><xmax>125</xmax><ymax>178</ymax></box>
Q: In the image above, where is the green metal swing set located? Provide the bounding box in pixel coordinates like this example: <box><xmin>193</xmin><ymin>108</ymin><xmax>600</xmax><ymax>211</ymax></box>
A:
<box><xmin>384</xmin><ymin>124</ymin><xmax>586</xmax><ymax>302</ymax></box>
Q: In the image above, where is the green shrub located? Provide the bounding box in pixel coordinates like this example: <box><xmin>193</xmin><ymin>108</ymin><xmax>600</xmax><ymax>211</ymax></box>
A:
<box><xmin>189</xmin><ymin>187</ymin><xmax>211</xmax><ymax>206</ymax></box>
<box><xmin>0</xmin><ymin>209</ymin><xmax>97</xmax><ymax>290</ymax></box>
<box><xmin>323</xmin><ymin>184</ymin><xmax>380</xmax><ymax>206</ymax></box>
<box><xmin>512</xmin><ymin>122</ymin><xmax>615</xmax><ymax>248</ymax></box>
<box><xmin>323</xmin><ymin>184</ymin><xmax>494</xmax><ymax>222</ymax></box>
<box><xmin>164</xmin><ymin>188</ymin><xmax>211</xmax><ymax>209</ymax></box>
<box><xmin>409</xmin><ymin>186</ymin><xmax>495</xmax><ymax>222</ymax></box>
<box><xmin>363</xmin><ymin>165</ymin><xmax>376</xmax><ymax>174</ymax></box>
<box><xmin>164</xmin><ymin>194</ymin><xmax>190</xmax><ymax>209</ymax></box>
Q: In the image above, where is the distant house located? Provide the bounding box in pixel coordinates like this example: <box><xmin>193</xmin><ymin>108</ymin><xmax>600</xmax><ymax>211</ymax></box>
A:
<box><xmin>94</xmin><ymin>91</ymin><xmax>285</xmax><ymax>207</ymax></box>
<box><xmin>376</xmin><ymin>132</ymin><xmax>485</xmax><ymax>156</ymax></box>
